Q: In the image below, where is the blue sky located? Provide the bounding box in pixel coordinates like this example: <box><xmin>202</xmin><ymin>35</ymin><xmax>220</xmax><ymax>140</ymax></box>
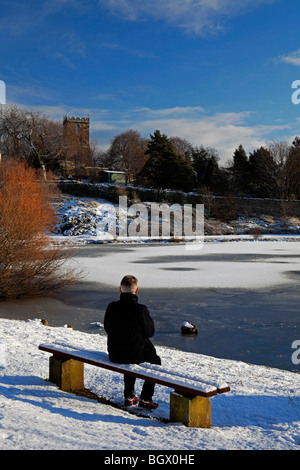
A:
<box><xmin>1</xmin><ymin>0</ymin><xmax>300</xmax><ymax>163</ymax></box>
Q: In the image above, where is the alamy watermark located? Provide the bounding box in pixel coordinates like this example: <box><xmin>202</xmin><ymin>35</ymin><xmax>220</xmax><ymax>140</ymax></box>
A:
<box><xmin>291</xmin><ymin>340</ymin><xmax>300</xmax><ymax>365</ymax></box>
<box><xmin>291</xmin><ymin>80</ymin><xmax>300</xmax><ymax>104</ymax></box>
<box><xmin>0</xmin><ymin>80</ymin><xmax>6</xmax><ymax>105</ymax></box>
<box><xmin>96</xmin><ymin>196</ymin><xmax>204</xmax><ymax>249</ymax></box>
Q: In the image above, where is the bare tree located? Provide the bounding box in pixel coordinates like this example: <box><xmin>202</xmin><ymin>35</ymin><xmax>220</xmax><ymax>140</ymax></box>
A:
<box><xmin>25</xmin><ymin>112</ymin><xmax>64</xmax><ymax>174</ymax></box>
<box><xmin>268</xmin><ymin>140</ymin><xmax>290</xmax><ymax>199</ymax></box>
<box><xmin>169</xmin><ymin>136</ymin><xmax>193</xmax><ymax>161</ymax></box>
<box><xmin>107</xmin><ymin>129</ymin><xmax>148</xmax><ymax>182</ymax></box>
<box><xmin>286</xmin><ymin>137</ymin><xmax>300</xmax><ymax>199</ymax></box>
<box><xmin>268</xmin><ymin>139</ymin><xmax>300</xmax><ymax>199</ymax></box>
<box><xmin>89</xmin><ymin>139</ymin><xmax>109</xmax><ymax>168</ymax></box>
<box><xmin>0</xmin><ymin>105</ymin><xmax>65</xmax><ymax>176</ymax></box>
<box><xmin>0</xmin><ymin>105</ymin><xmax>28</xmax><ymax>158</ymax></box>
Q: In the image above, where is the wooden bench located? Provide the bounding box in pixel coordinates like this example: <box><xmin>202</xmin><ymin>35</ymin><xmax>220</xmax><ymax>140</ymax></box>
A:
<box><xmin>39</xmin><ymin>344</ymin><xmax>230</xmax><ymax>428</ymax></box>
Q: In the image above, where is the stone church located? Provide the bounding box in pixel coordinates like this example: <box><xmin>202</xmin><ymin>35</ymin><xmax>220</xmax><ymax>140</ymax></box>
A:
<box><xmin>62</xmin><ymin>115</ymin><xmax>92</xmax><ymax>174</ymax></box>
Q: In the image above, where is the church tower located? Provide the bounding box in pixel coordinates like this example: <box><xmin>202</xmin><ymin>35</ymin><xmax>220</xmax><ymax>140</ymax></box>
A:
<box><xmin>63</xmin><ymin>115</ymin><xmax>91</xmax><ymax>168</ymax></box>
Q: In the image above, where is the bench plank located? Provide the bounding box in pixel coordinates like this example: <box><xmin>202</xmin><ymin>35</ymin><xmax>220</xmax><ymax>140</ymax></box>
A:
<box><xmin>39</xmin><ymin>344</ymin><xmax>230</xmax><ymax>398</ymax></box>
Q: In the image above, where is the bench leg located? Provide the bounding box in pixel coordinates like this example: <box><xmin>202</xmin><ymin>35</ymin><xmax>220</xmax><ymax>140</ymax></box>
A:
<box><xmin>49</xmin><ymin>356</ymin><xmax>84</xmax><ymax>392</ymax></box>
<box><xmin>169</xmin><ymin>392</ymin><xmax>211</xmax><ymax>428</ymax></box>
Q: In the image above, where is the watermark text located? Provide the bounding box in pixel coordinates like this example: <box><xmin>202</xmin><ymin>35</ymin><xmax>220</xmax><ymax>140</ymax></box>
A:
<box><xmin>0</xmin><ymin>80</ymin><xmax>6</xmax><ymax>105</ymax></box>
<box><xmin>96</xmin><ymin>196</ymin><xmax>204</xmax><ymax>249</ymax></box>
<box><xmin>291</xmin><ymin>340</ymin><xmax>300</xmax><ymax>365</ymax></box>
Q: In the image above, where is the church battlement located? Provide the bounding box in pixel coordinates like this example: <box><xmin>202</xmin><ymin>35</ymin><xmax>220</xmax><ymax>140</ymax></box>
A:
<box><xmin>63</xmin><ymin>114</ymin><xmax>89</xmax><ymax>123</ymax></box>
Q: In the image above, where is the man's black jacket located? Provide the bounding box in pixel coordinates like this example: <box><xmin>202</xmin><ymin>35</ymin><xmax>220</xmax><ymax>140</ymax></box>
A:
<box><xmin>104</xmin><ymin>292</ymin><xmax>161</xmax><ymax>365</ymax></box>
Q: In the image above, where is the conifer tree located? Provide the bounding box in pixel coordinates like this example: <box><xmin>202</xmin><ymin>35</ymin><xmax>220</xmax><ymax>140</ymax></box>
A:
<box><xmin>139</xmin><ymin>130</ymin><xmax>196</xmax><ymax>191</ymax></box>
<box><xmin>232</xmin><ymin>144</ymin><xmax>250</xmax><ymax>194</ymax></box>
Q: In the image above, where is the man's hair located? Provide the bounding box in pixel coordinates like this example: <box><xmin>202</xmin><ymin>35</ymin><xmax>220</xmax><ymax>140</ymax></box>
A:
<box><xmin>120</xmin><ymin>275</ymin><xmax>138</xmax><ymax>293</ymax></box>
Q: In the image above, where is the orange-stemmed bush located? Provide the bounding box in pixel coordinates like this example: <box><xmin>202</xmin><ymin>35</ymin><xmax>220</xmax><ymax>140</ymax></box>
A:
<box><xmin>0</xmin><ymin>159</ymin><xmax>78</xmax><ymax>298</ymax></box>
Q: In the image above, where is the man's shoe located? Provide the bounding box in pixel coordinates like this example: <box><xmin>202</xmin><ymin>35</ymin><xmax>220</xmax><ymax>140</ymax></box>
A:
<box><xmin>124</xmin><ymin>396</ymin><xmax>139</xmax><ymax>407</ymax></box>
<box><xmin>139</xmin><ymin>400</ymin><xmax>158</xmax><ymax>410</ymax></box>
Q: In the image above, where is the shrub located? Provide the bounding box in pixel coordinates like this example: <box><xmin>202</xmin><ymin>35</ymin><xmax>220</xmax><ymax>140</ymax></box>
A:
<box><xmin>248</xmin><ymin>226</ymin><xmax>263</xmax><ymax>240</ymax></box>
<box><xmin>0</xmin><ymin>159</ymin><xmax>79</xmax><ymax>299</ymax></box>
<box><xmin>210</xmin><ymin>194</ymin><xmax>239</xmax><ymax>222</ymax></box>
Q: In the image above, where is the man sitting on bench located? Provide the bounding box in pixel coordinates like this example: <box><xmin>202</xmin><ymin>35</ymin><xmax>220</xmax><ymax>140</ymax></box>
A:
<box><xmin>104</xmin><ymin>274</ymin><xmax>161</xmax><ymax>409</ymax></box>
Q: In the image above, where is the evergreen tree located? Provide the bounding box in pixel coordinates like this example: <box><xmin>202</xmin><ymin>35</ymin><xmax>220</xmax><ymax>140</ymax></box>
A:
<box><xmin>248</xmin><ymin>146</ymin><xmax>278</xmax><ymax>197</ymax></box>
<box><xmin>191</xmin><ymin>145</ymin><xmax>220</xmax><ymax>191</ymax></box>
<box><xmin>231</xmin><ymin>144</ymin><xmax>251</xmax><ymax>194</ymax></box>
<box><xmin>139</xmin><ymin>130</ymin><xmax>196</xmax><ymax>191</ymax></box>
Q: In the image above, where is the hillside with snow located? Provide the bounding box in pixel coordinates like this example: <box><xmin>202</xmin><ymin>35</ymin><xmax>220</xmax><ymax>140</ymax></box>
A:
<box><xmin>52</xmin><ymin>194</ymin><xmax>300</xmax><ymax>243</ymax></box>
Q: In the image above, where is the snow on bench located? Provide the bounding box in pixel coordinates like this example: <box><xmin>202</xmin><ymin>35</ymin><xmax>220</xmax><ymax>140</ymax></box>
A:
<box><xmin>39</xmin><ymin>343</ymin><xmax>230</xmax><ymax>397</ymax></box>
<box><xmin>39</xmin><ymin>343</ymin><xmax>230</xmax><ymax>428</ymax></box>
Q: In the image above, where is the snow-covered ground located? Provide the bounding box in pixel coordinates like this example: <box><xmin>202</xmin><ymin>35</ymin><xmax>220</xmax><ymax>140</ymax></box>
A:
<box><xmin>0</xmin><ymin>193</ymin><xmax>299</xmax><ymax>450</ymax></box>
<box><xmin>0</xmin><ymin>317</ymin><xmax>299</xmax><ymax>450</ymax></box>
<box><xmin>53</xmin><ymin>194</ymin><xmax>300</xmax><ymax>241</ymax></box>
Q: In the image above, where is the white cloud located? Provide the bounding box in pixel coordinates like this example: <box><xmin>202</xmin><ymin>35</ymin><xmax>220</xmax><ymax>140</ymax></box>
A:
<box><xmin>279</xmin><ymin>49</ymin><xmax>300</xmax><ymax>67</ymax></box>
<box><xmin>134</xmin><ymin>111</ymin><xmax>287</xmax><ymax>162</ymax></box>
<box><xmin>100</xmin><ymin>0</ymin><xmax>275</xmax><ymax>35</ymax></box>
<box><xmin>91</xmin><ymin>121</ymin><xmax>120</xmax><ymax>131</ymax></box>
<box><xmin>14</xmin><ymin>100</ymin><xmax>289</xmax><ymax>164</ymax></box>
<box><xmin>134</xmin><ymin>106</ymin><xmax>205</xmax><ymax>116</ymax></box>
<box><xmin>89</xmin><ymin>106</ymin><xmax>289</xmax><ymax>163</ymax></box>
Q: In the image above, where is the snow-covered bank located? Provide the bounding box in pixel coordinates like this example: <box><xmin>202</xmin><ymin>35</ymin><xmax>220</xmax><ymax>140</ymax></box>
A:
<box><xmin>53</xmin><ymin>194</ymin><xmax>300</xmax><ymax>242</ymax></box>
<box><xmin>0</xmin><ymin>318</ymin><xmax>299</xmax><ymax>450</ymax></box>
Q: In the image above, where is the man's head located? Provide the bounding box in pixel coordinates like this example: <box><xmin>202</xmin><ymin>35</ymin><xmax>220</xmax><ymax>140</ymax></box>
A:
<box><xmin>120</xmin><ymin>274</ymin><xmax>139</xmax><ymax>294</ymax></box>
